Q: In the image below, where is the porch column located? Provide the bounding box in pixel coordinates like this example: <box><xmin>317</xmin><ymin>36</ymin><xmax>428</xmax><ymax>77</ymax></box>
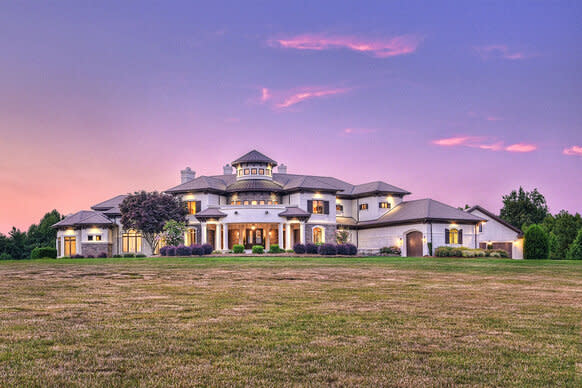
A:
<box><xmin>265</xmin><ymin>225</ymin><xmax>271</xmax><ymax>251</ymax></box>
<box><xmin>300</xmin><ymin>221</ymin><xmax>306</xmax><ymax>244</ymax></box>
<box><xmin>201</xmin><ymin>222</ymin><xmax>207</xmax><ymax>244</ymax></box>
<box><xmin>223</xmin><ymin>223</ymin><xmax>228</xmax><ymax>251</ymax></box>
<box><xmin>238</xmin><ymin>225</ymin><xmax>243</xmax><ymax>245</ymax></box>
<box><xmin>215</xmin><ymin>223</ymin><xmax>222</xmax><ymax>251</ymax></box>
<box><xmin>278</xmin><ymin>223</ymin><xmax>284</xmax><ymax>250</ymax></box>
<box><xmin>286</xmin><ymin>222</ymin><xmax>292</xmax><ymax>249</ymax></box>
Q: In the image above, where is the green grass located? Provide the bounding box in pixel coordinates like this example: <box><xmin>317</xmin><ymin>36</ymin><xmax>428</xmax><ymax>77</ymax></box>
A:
<box><xmin>0</xmin><ymin>256</ymin><xmax>580</xmax><ymax>387</ymax></box>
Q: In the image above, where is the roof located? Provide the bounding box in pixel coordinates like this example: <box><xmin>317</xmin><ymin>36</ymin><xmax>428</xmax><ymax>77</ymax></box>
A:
<box><xmin>91</xmin><ymin>194</ymin><xmax>128</xmax><ymax>211</ymax></box>
<box><xmin>466</xmin><ymin>205</ymin><xmax>523</xmax><ymax>236</ymax></box>
<box><xmin>278</xmin><ymin>207</ymin><xmax>311</xmax><ymax>219</ymax></box>
<box><xmin>194</xmin><ymin>207</ymin><xmax>227</xmax><ymax>220</ymax></box>
<box><xmin>358</xmin><ymin>198</ymin><xmax>485</xmax><ymax>228</ymax></box>
<box><xmin>225</xmin><ymin>179</ymin><xmax>283</xmax><ymax>193</ymax></box>
<box><xmin>102</xmin><ymin>206</ymin><xmax>121</xmax><ymax>216</ymax></box>
<box><xmin>232</xmin><ymin>150</ymin><xmax>278</xmax><ymax>166</ymax></box>
<box><xmin>350</xmin><ymin>181</ymin><xmax>410</xmax><ymax>196</ymax></box>
<box><xmin>52</xmin><ymin>210</ymin><xmax>113</xmax><ymax>228</ymax></box>
<box><xmin>166</xmin><ymin>175</ymin><xmax>235</xmax><ymax>193</ymax></box>
<box><xmin>336</xmin><ymin>216</ymin><xmax>357</xmax><ymax>226</ymax></box>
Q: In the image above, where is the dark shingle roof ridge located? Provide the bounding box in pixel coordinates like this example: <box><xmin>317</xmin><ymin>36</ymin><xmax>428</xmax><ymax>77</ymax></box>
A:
<box><xmin>232</xmin><ymin>150</ymin><xmax>278</xmax><ymax>166</ymax></box>
<box><xmin>91</xmin><ymin>194</ymin><xmax>128</xmax><ymax>210</ymax></box>
<box><xmin>466</xmin><ymin>205</ymin><xmax>523</xmax><ymax>235</ymax></box>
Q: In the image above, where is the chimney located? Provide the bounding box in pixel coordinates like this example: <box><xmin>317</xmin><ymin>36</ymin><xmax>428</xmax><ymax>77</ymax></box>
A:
<box><xmin>180</xmin><ymin>167</ymin><xmax>196</xmax><ymax>183</ymax></box>
<box><xmin>223</xmin><ymin>164</ymin><xmax>233</xmax><ymax>175</ymax></box>
<box><xmin>278</xmin><ymin>164</ymin><xmax>287</xmax><ymax>174</ymax></box>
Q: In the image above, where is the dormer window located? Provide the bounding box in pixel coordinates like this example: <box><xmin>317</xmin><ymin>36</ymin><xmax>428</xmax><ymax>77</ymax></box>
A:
<box><xmin>379</xmin><ymin>202</ymin><xmax>391</xmax><ymax>209</ymax></box>
<box><xmin>259</xmin><ymin>168</ymin><xmax>264</xmax><ymax>175</ymax></box>
<box><xmin>251</xmin><ymin>168</ymin><xmax>257</xmax><ymax>175</ymax></box>
<box><xmin>244</xmin><ymin>169</ymin><xmax>250</xmax><ymax>175</ymax></box>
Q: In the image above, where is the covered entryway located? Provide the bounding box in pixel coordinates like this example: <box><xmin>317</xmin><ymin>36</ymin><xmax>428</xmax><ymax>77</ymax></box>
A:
<box><xmin>406</xmin><ymin>231</ymin><xmax>423</xmax><ymax>257</ymax></box>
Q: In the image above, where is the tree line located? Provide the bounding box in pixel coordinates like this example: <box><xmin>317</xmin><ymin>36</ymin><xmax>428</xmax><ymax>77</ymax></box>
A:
<box><xmin>0</xmin><ymin>211</ymin><xmax>62</xmax><ymax>260</ymax></box>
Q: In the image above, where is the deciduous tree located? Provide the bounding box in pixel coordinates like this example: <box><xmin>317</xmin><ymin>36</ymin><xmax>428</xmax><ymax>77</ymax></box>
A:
<box><xmin>500</xmin><ymin>187</ymin><xmax>548</xmax><ymax>230</ymax></box>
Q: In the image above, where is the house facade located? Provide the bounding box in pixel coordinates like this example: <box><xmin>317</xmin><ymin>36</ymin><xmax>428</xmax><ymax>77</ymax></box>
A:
<box><xmin>52</xmin><ymin>150</ymin><xmax>523</xmax><ymax>259</ymax></box>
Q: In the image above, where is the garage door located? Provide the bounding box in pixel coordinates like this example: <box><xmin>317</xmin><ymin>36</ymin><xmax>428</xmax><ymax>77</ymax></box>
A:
<box><xmin>479</xmin><ymin>242</ymin><xmax>513</xmax><ymax>258</ymax></box>
<box><xmin>406</xmin><ymin>231</ymin><xmax>423</xmax><ymax>257</ymax></box>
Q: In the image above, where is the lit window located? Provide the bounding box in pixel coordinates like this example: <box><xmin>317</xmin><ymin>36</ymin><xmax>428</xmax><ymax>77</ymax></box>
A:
<box><xmin>449</xmin><ymin>229</ymin><xmax>459</xmax><ymax>244</ymax></box>
<box><xmin>88</xmin><ymin>235</ymin><xmax>102</xmax><ymax>241</ymax></box>
<box><xmin>313</xmin><ymin>227</ymin><xmax>323</xmax><ymax>244</ymax></box>
<box><xmin>259</xmin><ymin>169</ymin><xmax>264</xmax><ymax>175</ymax></box>
<box><xmin>267</xmin><ymin>200</ymin><xmax>272</xmax><ymax>205</ymax></box>
<box><xmin>244</xmin><ymin>169</ymin><xmax>250</xmax><ymax>175</ymax></box>
<box><xmin>251</xmin><ymin>200</ymin><xmax>258</xmax><ymax>205</ymax></box>
<box><xmin>359</xmin><ymin>203</ymin><xmax>368</xmax><ymax>210</ymax></box>
<box><xmin>259</xmin><ymin>200</ymin><xmax>265</xmax><ymax>205</ymax></box>
<box><xmin>312</xmin><ymin>200</ymin><xmax>324</xmax><ymax>214</ymax></box>
<box><xmin>273</xmin><ymin>200</ymin><xmax>278</xmax><ymax>205</ymax></box>
<box><xmin>379</xmin><ymin>202</ymin><xmax>391</xmax><ymax>209</ymax></box>
<box><xmin>122</xmin><ymin>231</ymin><xmax>142</xmax><ymax>253</ymax></box>
<box><xmin>244</xmin><ymin>200</ymin><xmax>249</xmax><ymax>205</ymax></box>
<box><xmin>251</xmin><ymin>168</ymin><xmax>257</xmax><ymax>174</ymax></box>
<box><xmin>336</xmin><ymin>204</ymin><xmax>344</xmax><ymax>212</ymax></box>
<box><xmin>186</xmin><ymin>229</ymin><xmax>197</xmax><ymax>245</ymax></box>
<box><xmin>186</xmin><ymin>201</ymin><xmax>198</xmax><ymax>215</ymax></box>
<box><xmin>64</xmin><ymin>236</ymin><xmax>76</xmax><ymax>256</ymax></box>
<box><xmin>266</xmin><ymin>168</ymin><xmax>271</xmax><ymax>176</ymax></box>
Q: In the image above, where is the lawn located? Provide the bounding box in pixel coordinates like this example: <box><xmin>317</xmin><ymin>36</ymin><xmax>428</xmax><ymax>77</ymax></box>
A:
<box><xmin>0</xmin><ymin>256</ymin><xmax>580</xmax><ymax>387</ymax></box>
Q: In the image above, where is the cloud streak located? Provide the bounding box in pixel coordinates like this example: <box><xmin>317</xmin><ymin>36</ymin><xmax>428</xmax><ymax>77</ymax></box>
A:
<box><xmin>259</xmin><ymin>86</ymin><xmax>350</xmax><ymax>109</ymax></box>
<box><xmin>269</xmin><ymin>33</ymin><xmax>423</xmax><ymax>58</ymax></box>
<box><xmin>474</xmin><ymin>45</ymin><xmax>531</xmax><ymax>60</ymax></box>
<box><xmin>342</xmin><ymin>128</ymin><xmax>377</xmax><ymax>136</ymax></box>
<box><xmin>433</xmin><ymin>136</ymin><xmax>537</xmax><ymax>153</ymax></box>
<box><xmin>563</xmin><ymin>145</ymin><xmax>582</xmax><ymax>157</ymax></box>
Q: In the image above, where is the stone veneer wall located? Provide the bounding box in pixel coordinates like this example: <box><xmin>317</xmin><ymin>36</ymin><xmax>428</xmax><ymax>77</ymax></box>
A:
<box><xmin>305</xmin><ymin>224</ymin><xmax>337</xmax><ymax>245</ymax></box>
<box><xmin>81</xmin><ymin>243</ymin><xmax>112</xmax><ymax>257</ymax></box>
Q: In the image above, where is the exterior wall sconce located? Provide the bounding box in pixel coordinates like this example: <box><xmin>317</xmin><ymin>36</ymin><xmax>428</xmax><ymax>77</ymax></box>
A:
<box><xmin>234</xmin><ymin>211</ymin><xmax>238</xmax><ymax>215</ymax></box>
<box><xmin>265</xmin><ymin>210</ymin><xmax>269</xmax><ymax>214</ymax></box>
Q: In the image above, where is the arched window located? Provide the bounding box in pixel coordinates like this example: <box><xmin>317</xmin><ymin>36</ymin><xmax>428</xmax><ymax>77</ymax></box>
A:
<box><xmin>313</xmin><ymin>227</ymin><xmax>323</xmax><ymax>244</ymax></box>
<box><xmin>445</xmin><ymin>228</ymin><xmax>462</xmax><ymax>244</ymax></box>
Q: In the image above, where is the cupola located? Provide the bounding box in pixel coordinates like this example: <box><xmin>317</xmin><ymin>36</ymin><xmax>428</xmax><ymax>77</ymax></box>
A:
<box><xmin>231</xmin><ymin>150</ymin><xmax>277</xmax><ymax>181</ymax></box>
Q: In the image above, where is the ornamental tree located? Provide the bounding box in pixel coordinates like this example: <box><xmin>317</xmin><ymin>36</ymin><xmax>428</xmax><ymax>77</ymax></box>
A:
<box><xmin>336</xmin><ymin>229</ymin><xmax>350</xmax><ymax>244</ymax></box>
<box><xmin>162</xmin><ymin>220</ymin><xmax>187</xmax><ymax>247</ymax></box>
<box><xmin>120</xmin><ymin>191</ymin><xmax>187</xmax><ymax>254</ymax></box>
<box><xmin>523</xmin><ymin>224</ymin><xmax>549</xmax><ymax>260</ymax></box>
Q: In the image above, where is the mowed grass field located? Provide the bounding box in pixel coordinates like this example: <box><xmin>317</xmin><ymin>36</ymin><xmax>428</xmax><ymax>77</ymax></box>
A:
<box><xmin>0</xmin><ymin>257</ymin><xmax>580</xmax><ymax>387</ymax></box>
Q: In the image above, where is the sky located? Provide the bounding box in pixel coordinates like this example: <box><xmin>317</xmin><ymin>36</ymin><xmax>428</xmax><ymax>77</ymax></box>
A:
<box><xmin>1</xmin><ymin>1</ymin><xmax>581</xmax><ymax>234</ymax></box>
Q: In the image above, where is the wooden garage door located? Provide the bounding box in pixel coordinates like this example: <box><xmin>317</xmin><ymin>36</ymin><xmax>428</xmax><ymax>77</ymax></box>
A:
<box><xmin>479</xmin><ymin>242</ymin><xmax>513</xmax><ymax>258</ymax></box>
<box><xmin>406</xmin><ymin>231</ymin><xmax>423</xmax><ymax>257</ymax></box>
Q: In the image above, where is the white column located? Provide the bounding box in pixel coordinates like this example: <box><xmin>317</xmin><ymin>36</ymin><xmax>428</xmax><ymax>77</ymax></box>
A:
<box><xmin>201</xmin><ymin>222</ymin><xmax>207</xmax><ymax>244</ymax></box>
<box><xmin>278</xmin><ymin>223</ymin><xmax>284</xmax><ymax>250</ymax></box>
<box><xmin>223</xmin><ymin>223</ymin><xmax>228</xmax><ymax>251</ymax></box>
<box><xmin>266</xmin><ymin>225</ymin><xmax>271</xmax><ymax>251</ymax></box>
<box><xmin>286</xmin><ymin>222</ymin><xmax>292</xmax><ymax>249</ymax></box>
<box><xmin>215</xmin><ymin>223</ymin><xmax>221</xmax><ymax>251</ymax></box>
<box><xmin>300</xmin><ymin>221</ymin><xmax>306</xmax><ymax>244</ymax></box>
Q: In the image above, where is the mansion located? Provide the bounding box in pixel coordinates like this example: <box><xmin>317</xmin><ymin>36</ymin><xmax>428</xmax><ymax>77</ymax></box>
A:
<box><xmin>53</xmin><ymin>150</ymin><xmax>524</xmax><ymax>258</ymax></box>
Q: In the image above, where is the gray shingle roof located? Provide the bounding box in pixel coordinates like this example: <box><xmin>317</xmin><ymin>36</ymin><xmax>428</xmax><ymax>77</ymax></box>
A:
<box><xmin>91</xmin><ymin>194</ymin><xmax>128</xmax><ymax>210</ymax></box>
<box><xmin>358</xmin><ymin>199</ymin><xmax>485</xmax><ymax>227</ymax></box>
<box><xmin>466</xmin><ymin>205</ymin><xmax>523</xmax><ymax>235</ymax></box>
<box><xmin>232</xmin><ymin>150</ymin><xmax>278</xmax><ymax>166</ymax></box>
<box><xmin>278</xmin><ymin>207</ymin><xmax>311</xmax><ymax>219</ymax></box>
<box><xmin>225</xmin><ymin>179</ymin><xmax>283</xmax><ymax>193</ymax></box>
<box><xmin>351</xmin><ymin>181</ymin><xmax>410</xmax><ymax>196</ymax></box>
<box><xmin>52</xmin><ymin>211</ymin><xmax>113</xmax><ymax>228</ymax></box>
<box><xmin>194</xmin><ymin>207</ymin><xmax>227</xmax><ymax>220</ymax></box>
<box><xmin>165</xmin><ymin>175</ymin><xmax>235</xmax><ymax>193</ymax></box>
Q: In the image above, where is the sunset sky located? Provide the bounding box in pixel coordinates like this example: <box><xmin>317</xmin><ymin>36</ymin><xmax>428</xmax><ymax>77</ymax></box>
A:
<box><xmin>1</xmin><ymin>1</ymin><xmax>581</xmax><ymax>234</ymax></box>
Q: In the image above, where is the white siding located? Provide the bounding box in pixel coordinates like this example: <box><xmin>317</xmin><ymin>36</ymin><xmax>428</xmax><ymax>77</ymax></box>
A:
<box><xmin>469</xmin><ymin>209</ymin><xmax>524</xmax><ymax>259</ymax></box>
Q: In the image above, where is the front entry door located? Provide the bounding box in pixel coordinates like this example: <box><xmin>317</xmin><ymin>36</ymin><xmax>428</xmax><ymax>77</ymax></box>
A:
<box><xmin>245</xmin><ymin>228</ymin><xmax>264</xmax><ymax>249</ymax></box>
<box><xmin>406</xmin><ymin>231</ymin><xmax>423</xmax><ymax>257</ymax></box>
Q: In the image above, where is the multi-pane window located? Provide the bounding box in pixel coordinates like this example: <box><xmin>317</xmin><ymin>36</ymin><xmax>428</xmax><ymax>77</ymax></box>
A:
<box><xmin>64</xmin><ymin>236</ymin><xmax>76</xmax><ymax>256</ymax></box>
<box><xmin>122</xmin><ymin>231</ymin><xmax>142</xmax><ymax>253</ymax></box>
<box><xmin>445</xmin><ymin>229</ymin><xmax>462</xmax><ymax>244</ymax></box>
<box><xmin>479</xmin><ymin>223</ymin><xmax>483</xmax><ymax>232</ymax></box>
<box><xmin>259</xmin><ymin>169</ymin><xmax>264</xmax><ymax>175</ymax></box>
<box><xmin>312</xmin><ymin>200</ymin><xmax>324</xmax><ymax>214</ymax></box>
<box><xmin>186</xmin><ymin>201</ymin><xmax>198</xmax><ymax>215</ymax></box>
<box><xmin>251</xmin><ymin>168</ymin><xmax>257</xmax><ymax>174</ymax></box>
<box><xmin>244</xmin><ymin>169</ymin><xmax>250</xmax><ymax>175</ymax></box>
<box><xmin>359</xmin><ymin>203</ymin><xmax>369</xmax><ymax>210</ymax></box>
<box><xmin>336</xmin><ymin>204</ymin><xmax>344</xmax><ymax>212</ymax></box>
<box><xmin>313</xmin><ymin>227</ymin><xmax>323</xmax><ymax>244</ymax></box>
<box><xmin>186</xmin><ymin>229</ymin><xmax>196</xmax><ymax>245</ymax></box>
<box><xmin>379</xmin><ymin>202</ymin><xmax>391</xmax><ymax>209</ymax></box>
<box><xmin>87</xmin><ymin>235</ymin><xmax>102</xmax><ymax>241</ymax></box>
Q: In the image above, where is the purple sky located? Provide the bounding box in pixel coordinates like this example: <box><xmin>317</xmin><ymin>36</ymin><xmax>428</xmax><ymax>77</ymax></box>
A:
<box><xmin>1</xmin><ymin>1</ymin><xmax>581</xmax><ymax>234</ymax></box>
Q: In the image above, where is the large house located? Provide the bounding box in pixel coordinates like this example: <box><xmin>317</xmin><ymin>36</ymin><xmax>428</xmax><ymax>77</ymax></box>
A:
<box><xmin>52</xmin><ymin>150</ymin><xmax>524</xmax><ymax>258</ymax></box>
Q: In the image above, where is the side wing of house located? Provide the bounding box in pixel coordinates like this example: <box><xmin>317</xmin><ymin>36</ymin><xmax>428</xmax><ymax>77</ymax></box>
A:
<box><xmin>467</xmin><ymin>206</ymin><xmax>524</xmax><ymax>259</ymax></box>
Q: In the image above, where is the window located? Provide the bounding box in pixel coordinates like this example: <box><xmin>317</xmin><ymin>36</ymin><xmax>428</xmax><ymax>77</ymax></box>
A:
<box><xmin>379</xmin><ymin>202</ymin><xmax>391</xmax><ymax>209</ymax></box>
<box><xmin>57</xmin><ymin>237</ymin><xmax>61</xmax><ymax>257</ymax></box>
<box><xmin>313</xmin><ymin>227</ymin><xmax>323</xmax><ymax>244</ymax></box>
<box><xmin>259</xmin><ymin>200</ymin><xmax>265</xmax><ymax>205</ymax></box>
<box><xmin>88</xmin><ymin>235</ymin><xmax>102</xmax><ymax>241</ymax></box>
<box><xmin>479</xmin><ymin>223</ymin><xmax>483</xmax><ymax>233</ymax></box>
<box><xmin>186</xmin><ymin>229</ymin><xmax>196</xmax><ymax>245</ymax></box>
<box><xmin>445</xmin><ymin>228</ymin><xmax>462</xmax><ymax>244</ymax></box>
<box><xmin>267</xmin><ymin>200</ymin><xmax>272</xmax><ymax>205</ymax></box>
<box><xmin>186</xmin><ymin>201</ymin><xmax>200</xmax><ymax>215</ymax></box>
<box><xmin>308</xmin><ymin>200</ymin><xmax>328</xmax><ymax>214</ymax></box>
<box><xmin>336</xmin><ymin>204</ymin><xmax>344</xmax><ymax>212</ymax></box>
<box><xmin>244</xmin><ymin>169</ymin><xmax>250</xmax><ymax>175</ymax></box>
<box><xmin>259</xmin><ymin>168</ymin><xmax>264</xmax><ymax>175</ymax></box>
<box><xmin>251</xmin><ymin>168</ymin><xmax>257</xmax><ymax>175</ymax></box>
<box><xmin>244</xmin><ymin>200</ymin><xmax>249</xmax><ymax>205</ymax></box>
<box><xmin>312</xmin><ymin>200</ymin><xmax>324</xmax><ymax>214</ymax></box>
<box><xmin>266</xmin><ymin>168</ymin><xmax>271</xmax><ymax>176</ymax></box>
<box><xmin>359</xmin><ymin>203</ymin><xmax>369</xmax><ymax>210</ymax></box>
<box><xmin>122</xmin><ymin>231</ymin><xmax>142</xmax><ymax>253</ymax></box>
<box><xmin>64</xmin><ymin>236</ymin><xmax>76</xmax><ymax>256</ymax></box>
<box><xmin>251</xmin><ymin>200</ymin><xmax>258</xmax><ymax>205</ymax></box>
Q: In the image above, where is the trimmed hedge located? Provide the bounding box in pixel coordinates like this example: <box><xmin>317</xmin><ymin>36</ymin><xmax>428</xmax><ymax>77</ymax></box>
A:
<box><xmin>98</xmin><ymin>252</ymin><xmax>108</xmax><ymax>258</ymax></box>
<box><xmin>524</xmin><ymin>224</ymin><xmax>549</xmax><ymax>259</ymax></box>
<box><xmin>252</xmin><ymin>245</ymin><xmax>264</xmax><ymax>254</ymax></box>
<box><xmin>318</xmin><ymin>243</ymin><xmax>337</xmax><ymax>256</ymax></box>
<box><xmin>233</xmin><ymin>244</ymin><xmax>244</xmax><ymax>254</ymax></box>
<box><xmin>380</xmin><ymin>246</ymin><xmax>401</xmax><ymax>255</ymax></box>
<box><xmin>123</xmin><ymin>253</ymin><xmax>136</xmax><ymax>258</ymax></box>
<box><xmin>166</xmin><ymin>247</ymin><xmax>176</xmax><ymax>257</ymax></box>
<box><xmin>202</xmin><ymin>244</ymin><xmax>213</xmax><ymax>255</ymax></box>
<box><xmin>293</xmin><ymin>244</ymin><xmax>306</xmax><ymax>254</ymax></box>
<box><xmin>435</xmin><ymin>246</ymin><xmax>508</xmax><ymax>258</ymax></box>
<box><xmin>305</xmin><ymin>243</ymin><xmax>318</xmax><ymax>254</ymax></box>
<box><xmin>191</xmin><ymin>244</ymin><xmax>204</xmax><ymax>256</ymax></box>
<box><xmin>176</xmin><ymin>245</ymin><xmax>192</xmax><ymax>256</ymax></box>
<box><xmin>30</xmin><ymin>247</ymin><xmax>57</xmax><ymax>259</ymax></box>
<box><xmin>72</xmin><ymin>254</ymin><xmax>84</xmax><ymax>258</ymax></box>
<box><xmin>268</xmin><ymin>244</ymin><xmax>282</xmax><ymax>254</ymax></box>
<box><xmin>136</xmin><ymin>253</ymin><xmax>146</xmax><ymax>258</ymax></box>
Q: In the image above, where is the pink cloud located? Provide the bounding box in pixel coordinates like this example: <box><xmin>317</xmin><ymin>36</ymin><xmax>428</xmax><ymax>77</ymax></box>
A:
<box><xmin>474</xmin><ymin>45</ymin><xmax>530</xmax><ymax>60</ymax></box>
<box><xmin>269</xmin><ymin>33</ymin><xmax>422</xmax><ymax>58</ymax></box>
<box><xmin>260</xmin><ymin>87</ymin><xmax>271</xmax><ymax>102</ymax></box>
<box><xmin>432</xmin><ymin>136</ymin><xmax>476</xmax><ymax>146</ymax></box>
<box><xmin>274</xmin><ymin>87</ymin><xmax>349</xmax><ymax>109</ymax></box>
<box><xmin>342</xmin><ymin>128</ymin><xmax>377</xmax><ymax>135</ymax></box>
<box><xmin>477</xmin><ymin>142</ymin><xmax>504</xmax><ymax>151</ymax></box>
<box><xmin>563</xmin><ymin>145</ymin><xmax>582</xmax><ymax>157</ymax></box>
<box><xmin>505</xmin><ymin>143</ymin><xmax>537</xmax><ymax>153</ymax></box>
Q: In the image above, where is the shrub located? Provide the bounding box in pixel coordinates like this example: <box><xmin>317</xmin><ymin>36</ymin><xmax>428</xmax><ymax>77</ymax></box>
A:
<box><xmin>72</xmin><ymin>254</ymin><xmax>84</xmax><ymax>258</ymax></box>
<box><xmin>160</xmin><ymin>246</ymin><xmax>169</xmax><ymax>256</ymax></box>
<box><xmin>524</xmin><ymin>224</ymin><xmax>549</xmax><ymax>259</ymax></box>
<box><xmin>112</xmin><ymin>254</ymin><xmax>122</xmax><ymax>258</ymax></box>
<box><xmin>268</xmin><ymin>244</ymin><xmax>281</xmax><ymax>254</ymax></box>
<box><xmin>380</xmin><ymin>246</ymin><xmax>401</xmax><ymax>255</ymax></box>
<box><xmin>233</xmin><ymin>244</ymin><xmax>245</xmax><ymax>254</ymax></box>
<box><xmin>0</xmin><ymin>252</ymin><xmax>12</xmax><ymax>260</ymax></box>
<box><xmin>136</xmin><ymin>253</ymin><xmax>146</xmax><ymax>258</ymax></box>
<box><xmin>202</xmin><ymin>244</ymin><xmax>213</xmax><ymax>255</ymax></box>
<box><xmin>427</xmin><ymin>242</ymin><xmax>433</xmax><ymax>256</ymax></box>
<box><xmin>305</xmin><ymin>243</ymin><xmax>318</xmax><ymax>254</ymax></box>
<box><xmin>293</xmin><ymin>244</ymin><xmax>306</xmax><ymax>254</ymax></box>
<box><xmin>285</xmin><ymin>249</ymin><xmax>294</xmax><ymax>253</ymax></box>
<box><xmin>165</xmin><ymin>246</ymin><xmax>176</xmax><ymax>257</ymax></box>
<box><xmin>567</xmin><ymin>228</ymin><xmax>582</xmax><ymax>260</ymax></box>
<box><xmin>492</xmin><ymin>249</ymin><xmax>509</xmax><ymax>258</ymax></box>
<box><xmin>98</xmin><ymin>252</ymin><xmax>108</xmax><ymax>258</ymax></box>
<box><xmin>30</xmin><ymin>247</ymin><xmax>58</xmax><ymax>259</ymax></box>
<box><xmin>123</xmin><ymin>253</ymin><xmax>135</xmax><ymax>258</ymax></box>
<box><xmin>318</xmin><ymin>243</ymin><xmax>337</xmax><ymax>256</ymax></box>
<box><xmin>346</xmin><ymin>244</ymin><xmax>358</xmax><ymax>255</ymax></box>
<box><xmin>191</xmin><ymin>244</ymin><xmax>204</xmax><ymax>256</ymax></box>
<box><xmin>176</xmin><ymin>244</ymin><xmax>192</xmax><ymax>256</ymax></box>
<box><xmin>336</xmin><ymin>244</ymin><xmax>348</xmax><ymax>255</ymax></box>
<box><xmin>86</xmin><ymin>255</ymin><xmax>95</xmax><ymax>258</ymax></box>
<box><xmin>435</xmin><ymin>247</ymin><xmax>452</xmax><ymax>257</ymax></box>
<box><xmin>252</xmin><ymin>245</ymin><xmax>264</xmax><ymax>254</ymax></box>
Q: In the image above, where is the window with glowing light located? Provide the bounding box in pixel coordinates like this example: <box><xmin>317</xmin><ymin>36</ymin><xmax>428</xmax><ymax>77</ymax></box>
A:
<box><xmin>449</xmin><ymin>229</ymin><xmax>459</xmax><ymax>244</ymax></box>
<box><xmin>122</xmin><ymin>230</ymin><xmax>142</xmax><ymax>253</ymax></box>
<box><xmin>336</xmin><ymin>204</ymin><xmax>344</xmax><ymax>212</ymax></box>
<box><xmin>251</xmin><ymin>168</ymin><xmax>257</xmax><ymax>175</ymax></box>
<box><xmin>313</xmin><ymin>227</ymin><xmax>323</xmax><ymax>244</ymax></box>
<box><xmin>186</xmin><ymin>201</ymin><xmax>198</xmax><ymax>215</ymax></box>
<box><xmin>379</xmin><ymin>202</ymin><xmax>391</xmax><ymax>209</ymax></box>
<box><xmin>244</xmin><ymin>169</ymin><xmax>250</xmax><ymax>175</ymax></box>
<box><xmin>259</xmin><ymin>168</ymin><xmax>264</xmax><ymax>175</ymax></box>
<box><xmin>312</xmin><ymin>200</ymin><xmax>324</xmax><ymax>214</ymax></box>
<box><xmin>64</xmin><ymin>236</ymin><xmax>76</xmax><ymax>256</ymax></box>
<box><xmin>359</xmin><ymin>203</ymin><xmax>368</xmax><ymax>210</ymax></box>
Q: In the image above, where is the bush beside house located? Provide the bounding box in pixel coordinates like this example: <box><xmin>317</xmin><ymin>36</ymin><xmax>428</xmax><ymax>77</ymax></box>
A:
<box><xmin>524</xmin><ymin>224</ymin><xmax>549</xmax><ymax>259</ymax></box>
<box><xmin>30</xmin><ymin>247</ymin><xmax>57</xmax><ymax>259</ymax></box>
